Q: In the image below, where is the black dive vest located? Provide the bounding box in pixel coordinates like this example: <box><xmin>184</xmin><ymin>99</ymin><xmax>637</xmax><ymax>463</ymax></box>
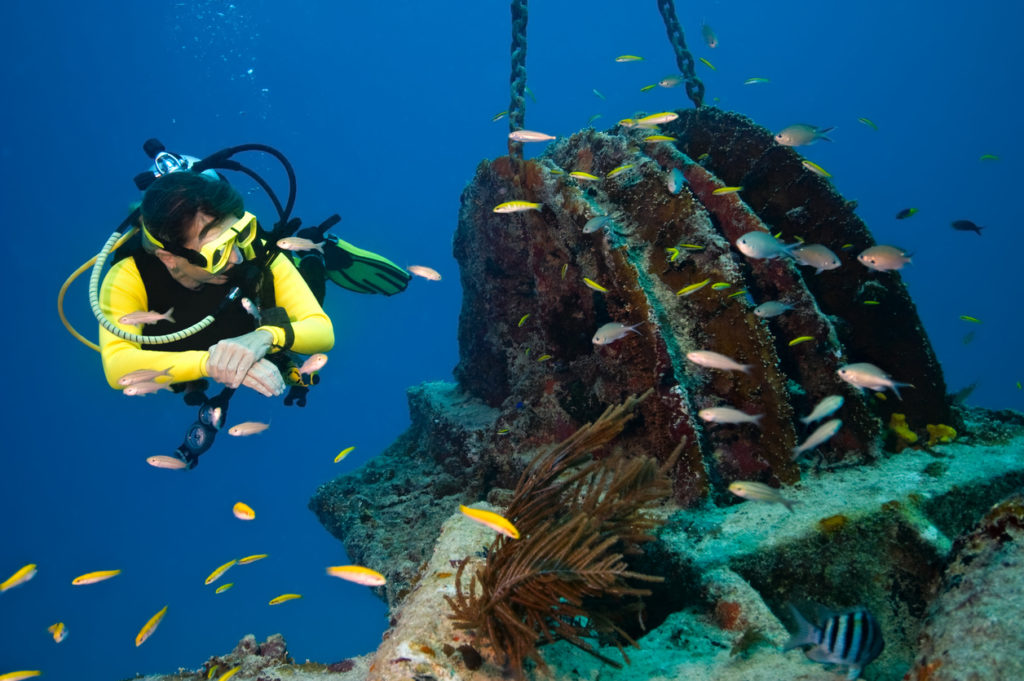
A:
<box><xmin>134</xmin><ymin>250</ymin><xmax>260</xmax><ymax>352</ymax></box>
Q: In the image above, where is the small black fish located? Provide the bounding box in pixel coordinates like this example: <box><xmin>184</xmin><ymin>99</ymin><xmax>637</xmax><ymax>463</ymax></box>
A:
<box><xmin>951</xmin><ymin>219</ymin><xmax>983</xmax><ymax>235</ymax></box>
<box><xmin>784</xmin><ymin>604</ymin><xmax>884</xmax><ymax>680</ymax></box>
<box><xmin>895</xmin><ymin>208</ymin><xmax>918</xmax><ymax>219</ymax></box>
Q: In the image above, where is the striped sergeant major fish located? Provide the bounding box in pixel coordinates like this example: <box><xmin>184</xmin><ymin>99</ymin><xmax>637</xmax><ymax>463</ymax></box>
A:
<box><xmin>783</xmin><ymin>604</ymin><xmax>884</xmax><ymax>680</ymax></box>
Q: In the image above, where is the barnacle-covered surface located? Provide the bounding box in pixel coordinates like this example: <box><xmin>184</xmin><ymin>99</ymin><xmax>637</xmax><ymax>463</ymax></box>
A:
<box><xmin>453</xmin><ymin>107</ymin><xmax>949</xmax><ymax>504</ymax></box>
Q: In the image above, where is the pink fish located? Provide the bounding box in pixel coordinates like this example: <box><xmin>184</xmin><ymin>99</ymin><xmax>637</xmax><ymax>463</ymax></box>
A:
<box><xmin>146</xmin><ymin>455</ymin><xmax>188</xmax><ymax>470</ymax></box>
<box><xmin>276</xmin><ymin>237</ymin><xmax>324</xmax><ymax>253</ymax></box>
<box><xmin>408</xmin><ymin>265</ymin><xmax>442</xmax><ymax>281</ymax></box>
<box><xmin>118</xmin><ymin>367</ymin><xmax>174</xmax><ymax>387</ymax></box>
<box><xmin>119</xmin><ymin>308</ymin><xmax>175</xmax><ymax>326</ymax></box>
<box><xmin>228</xmin><ymin>421</ymin><xmax>271</xmax><ymax>436</ymax></box>
<box><xmin>299</xmin><ymin>353</ymin><xmax>328</xmax><ymax>374</ymax></box>
<box><xmin>123</xmin><ymin>381</ymin><xmax>174</xmax><ymax>396</ymax></box>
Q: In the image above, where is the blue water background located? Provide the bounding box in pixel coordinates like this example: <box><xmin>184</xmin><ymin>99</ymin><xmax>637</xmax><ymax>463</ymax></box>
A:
<box><xmin>2</xmin><ymin>1</ymin><xmax>1022</xmax><ymax>679</ymax></box>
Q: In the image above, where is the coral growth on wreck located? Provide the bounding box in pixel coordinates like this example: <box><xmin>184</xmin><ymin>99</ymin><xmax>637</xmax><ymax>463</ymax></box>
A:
<box><xmin>446</xmin><ymin>391</ymin><xmax>678</xmax><ymax>676</ymax></box>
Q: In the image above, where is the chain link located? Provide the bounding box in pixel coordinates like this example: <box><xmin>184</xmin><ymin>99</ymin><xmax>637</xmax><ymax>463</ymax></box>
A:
<box><xmin>657</xmin><ymin>0</ymin><xmax>705</xmax><ymax>108</ymax></box>
<box><xmin>508</xmin><ymin>0</ymin><xmax>529</xmax><ymax>161</ymax></box>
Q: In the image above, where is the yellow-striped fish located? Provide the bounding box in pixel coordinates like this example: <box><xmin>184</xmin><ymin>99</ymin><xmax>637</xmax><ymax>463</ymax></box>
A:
<box><xmin>493</xmin><ymin>201</ymin><xmax>542</xmax><ymax>213</ymax></box>
<box><xmin>459</xmin><ymin>505</ymin><xmax>520</xmax><ymax>539</ymax></box>
<box><xmin>728</xmin><ymin>289</ymin><xmax>748</xmax><ymax>298</ymax></box>
<box><xmin>606</xmin><ymin>164</ymin><xmax>634</xmax><ymax>178</ymax></box>
<box><xmin>863</xmin><ymin>300</ymin><xmax>880</xmax><ymax>305</ymax></box>
<box><xmin>135</xmin><ymin>605</ymin><xmax>168</xmax><ymax>647</ymax></box>
<box><xmin>635</xmin><ymin>112</ymin><xmax>679</xmax><ymax>127</ymax></box>
<box><xmin>680</xmin><ymin>243</ymin><xmax>705</xmax><ymax>250</ymax></box>
<box><xmin>207</xmin><ymin>665</ymin><xmax>220</xmax><ymax>679</ymax></box>
<box><xmin>0</xmin><ymin>564</ymin><xmax>37</xmax><ymax>592</ymax></box>
<box><xmin>788</xmin><ymin>336</ymin><xmax>814</xmax><ymax>346</ymax></box>
<box><xmin>48</xmin><ymin>621</ymin><xmax>67</xmax><ymax>643</ymax></box>
<box><xmin>72</xmin><ymin>569</ymin><xmax>121</xmax><ymax>585</ymax></box>
<box><xmin>268</xmin><ymin>593</ymin><xmax>302</xmax><ymax>605</ymax></box>
<box><xmin>237</xmin><ymin>554</ymin><xmax>268</xmax><ymax>565</ymax></box>
<box><xmin>560</xmin><ymin>263</ymin><xmax>568</xmax><ymax>279</ymax></box>
<box><xmin>644</xmin><ymin>135</ymin><xmax>676</xmax><ymax>142</ymax></box>
<box><xmin>215</xmin><ymin>583</ymin><xmax>234</xmax><ymax>594</ymax></box>
<box><xmin>326</xmin><ymin>565</ymin><xmax>387</xmax><ymax>586</ymax></box>
<box><xmin>677</xmin><ymin>278</ymin><xmax>710</xmax><ymax>296</ymax></box>
<box><xmin>583</xmin><ymin>277</ymin><xmax>608</xmax><ymax>292</ymax></box>
<box><xmin>699</xmin><ymin>57</ymin><xmax>716</xmax><ymax>71</ymax></box>
<box><xmin>711</xmin><ymin>282</ymin><xmax>731</xmax><ymax>291</ymax></box>
<box><xmin>491</xmin><ymin>111</ymin><xmax>508</xmax><ymax>122</ymax></box>
<box><xmin>857</xmin><ymin>117</ymin><xmax>878</xmax><ymax>131</ymax></box>
<box><xmin>615</xmin><ymin>54</ymin><xmax>644</xmax><ymax>62</ymax></box>
<box><xmin>712</xmin><ymin>186</ymin><xmax>743</xmax><ymax>195</ymax></box>
<box><xmin>335</xmin><ymin>446</ymin><xmax>355</xmax><ymax>463</ymax></box>
<box><xmin>639</xmin><ymin>84</ymin><xmax>658</xmax><ymax>92</ymax></box>
<box><xmin>959</xmin><ymin>315</ymin><xmax>982</xmax><ymax>323</ymax></box>
<box><xmin>0</xmin><ymin>672</ymin><xmax>41</xmax><ymax>681</ymax></box>
<box><xmin>217</xmin><ymin>667</ymin><xmax>241</xmax><ymax>681</ymax></box>
<box><xmin>570</xmin><ymin>171</ymin><xmax>600</xmax><ymax>182</ymax></box>
<box><xmin>537</xmin><ymin>354</ymin><xmax>552</xmax><ymax>362</ymax></box>
<box><xmin>205</xmin><ymin>559</ymin><xmax>237</xmax><ymax>585</ymax></box>
<box><xmin>518</xmin><ymin>314</ymin><xmax>530</xmax><ymax>327</ymax></box>
<box><xmin>801</xmin><ymin>160</ymin><xmax>831</xmax><ymax>177</ymax></box>
<box><xmin>665</xmin><ymin>247</ymin><xmax>680</xmax><ymax>262</ymax></box>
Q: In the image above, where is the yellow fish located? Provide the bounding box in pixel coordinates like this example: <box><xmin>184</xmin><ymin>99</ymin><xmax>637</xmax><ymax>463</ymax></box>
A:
<box><xmin>857</xmin><ymin>117</ymin><xmax>879</xmax><ymax>131</ymax></box>
<box><xmin>0</xmin><ymin>672</ymin><xmax>41</xmax><ymax>681</ymax></box>
<box><xmin>959</xmin><ymin>315</ymin><xmax>982</xmax><ymax>323</ymax></box>
<box><xmin>677</xmin><ymin>278</ymin><xmax>710</xmax><ymax>296</ymax></box>
<box><xmin>560</xmin><ymin>263</ymin><xmax>568</xmax><ymax>280</ymax></box>
<box><xmin>644</xmin><ymin>135</ymin><xmax>677</xmax><ymax>142</ymax></box>
<box><xmin>639</xmin><ymin>84</ymin><xmax>657</xmax><ymax>92</ymax></box>
<box><xmin>208</xmin><ymin>666</ymin><xmax>220</xmax><ymax>679</ymax></box>
<box><xmin>493</xmin><ymin>201</ymin><xmax>542</xmax><ymax>214</ymax></box>
<box><xmin>335</xmin><ymin>446</ymin><xmax>355</xmax><ymax>463</ymax></box>
<box><xmin>48</xmin><ymin>621</ymin><xmax>67</xmax><ymax>643</ymax></box>
<box><xmin>326</xmin><ymin>565</ymin><xmax>387</xmax><ymax>586</ymax></box>
<box><xmin>497</xmin><ymin>427</ymin><xmax>510</xmax><ymax>435</ymax></box>
<box><xmin>518</xmin><ymin>314</ymin><xmax>530</xmax><ymax>327</ymax></box>
<box><xmin>583</xmin><ymin>277</ymin><xmax>608</xmax><ymax>293</ymax></box>
<box><xmin>459</xmin><ymin>505</ymin><xmax>520</xmax><ymax>539</ymax></box>
<box><xmin>711</xmin><ymin>282</ymin><xmax>731</xmax><ymax>291</ymax></box>
<box><xmin>491</xmin><ymin>111</ymin><xmax>508</xmax><ymax>122</ymax></box>
<box><xmin>801</xmin><ymin>160</ymin><xmax>831</xmax><ymax>177</ymax></box>
<box><xmin>728</xmin><ymin>289</ymin><xmax>749</xmax><ymax>298</ymax></box>
<box><xmin>712</xmin><ymin>186</ymin><xmax>743</xmax><ymax>195</ymax></box>
<box><xmin>665</xmin><ymin>247</ymin><xmax>680</xmax><ymax>262</ymax></box>
<box><xmin>215</xmin><ymin>583</ymin><xmax>234</xmax><ymax>594</ymax></box>
<box><xmin>72</xmin><ymin>569</ymin><xmax>121</xmax><ymax>585</ymax></box>
<box><xmin>237</xmin><ymin>554</ymin><xmax>268</xmax><ymax>565</ymax></box>
<box><xmin>980</xmin><ymin>154</ymin><xmax>999</xmax><ymax>161</ymax></box>
<box><xmin>615</xmin><ymin>54</ymin><xmax>644</xmax><ymax>62</ymax></box>
<box><xmin>569</xmin><ymin>171</ymin><xmax>600</xmax><ymax>182</ymax></box>
<box><xmin>537</xmin><ymin>354</ymin><xmax>553</xmax><ymax>362</ymax></box>
<box><xmin>204</xmin><ymin>559</ymin><xmax>237</xmax><ymax>585</ymax></box>
<box><xmin>217</xmin><ymin>668</ymin><xmax>241</xmax><ymax>681</ymax></box>
<box><xmin>680</xmin><ymin>243</ymin><xmax>705</xmax><ymax>250</ymax></box>
<box><xmin>232</xmin><ymin>502</ymin><xmax>256</xmax><ymax>521</ymax></box>
<box><xmin>863</xmin><ymin>300</ymin><xmax>880</xmax><ymax>305</ymax></box>
<box><xmin>135</xmin><ymin>605</ymin><xmax>168</xmax><ymax>647</ymax></box>
<box><xmin>618</xmin><ymin>118</ymin><xmax>636</xmax><ymax>128</ymax></box>
<box><xmin>0</xmin><ymin>564</ymin><xmax>37</xmax><ymax>592</ymax></box>
<box><xmin>268</xmin><ymin>593</ymin><xmax>302</xmax><ymax>605</ymax></box>
<box><xmin>699</xmin><ymin>57</ymin><xmax>716</xmax><ymax>71</ymax></box>
<box><xmin>606</xmin><ymin>164</ymin><xmax>634</xmax><ymax>178</ymax></box>
<box><xmin>788</xmin><ymin>336</ymin><xmax>814</xmax><ymax>346</ymax></box>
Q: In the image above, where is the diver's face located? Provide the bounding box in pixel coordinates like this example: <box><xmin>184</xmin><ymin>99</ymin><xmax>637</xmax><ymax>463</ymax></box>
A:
<box><xmin>170</xmin><ymin>212</ymin><xmax>244</xmax><ymax>288</ymax></box>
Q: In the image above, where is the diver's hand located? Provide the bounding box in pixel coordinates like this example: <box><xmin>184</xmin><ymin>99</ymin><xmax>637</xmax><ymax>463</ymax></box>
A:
<box><xmin>241</xmin><ymin>358</ymin><xmax>285</xmax><ymax>397</ymax></box>
<box><xmin>206</xmin><ymin>330</ymin><xmax>274</xmax><ymax>389</ymax></box>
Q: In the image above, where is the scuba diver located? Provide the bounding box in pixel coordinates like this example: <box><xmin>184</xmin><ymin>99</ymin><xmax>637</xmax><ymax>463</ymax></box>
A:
<box><xmin>60</xmin><ymin>140</ymin><xmax>411</xmax><ymax>469</ymax></box>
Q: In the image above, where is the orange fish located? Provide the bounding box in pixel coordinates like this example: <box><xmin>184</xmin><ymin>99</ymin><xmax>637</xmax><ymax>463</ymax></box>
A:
<box><xmin>325</xmin><ymin>565</ymin><xmax>387</xmax><ymax>586</ymax></box>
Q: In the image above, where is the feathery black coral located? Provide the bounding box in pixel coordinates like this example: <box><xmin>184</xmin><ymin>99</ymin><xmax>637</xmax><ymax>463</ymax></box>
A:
<box><xmin>446</xmin><ymin>390</ymin><xmax>680</xmax><ymax>676</ymax></box>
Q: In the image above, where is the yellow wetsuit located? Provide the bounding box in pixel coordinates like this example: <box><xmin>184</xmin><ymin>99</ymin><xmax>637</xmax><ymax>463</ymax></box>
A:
<box><xmin>99</xmin><ymin>252</ymin><xmax>334</xmax><ymax>390</ymax></box>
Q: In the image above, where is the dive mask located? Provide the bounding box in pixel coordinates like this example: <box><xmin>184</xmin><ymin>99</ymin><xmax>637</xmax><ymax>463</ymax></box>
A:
<box><xmin>143</xmin><ymin>211</ymin><xmax>259</xmax><ymax>274</ymax></box>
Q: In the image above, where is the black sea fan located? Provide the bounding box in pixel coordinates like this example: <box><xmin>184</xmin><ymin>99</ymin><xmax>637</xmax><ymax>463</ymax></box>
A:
<box><xmin>445</xmin><ymin>390</ymin><xmax>680</xmax><ymax>676</ymax></box>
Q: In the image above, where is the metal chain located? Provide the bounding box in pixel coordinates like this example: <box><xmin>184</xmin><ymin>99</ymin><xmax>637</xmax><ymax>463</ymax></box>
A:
<box><xmin>656</xmin><ymin>0</ymin><xmax>705</xmax><ymax>108</ymax></box>
<box><xmin>508</xmin><ymin>0</ymin><xmax>528</xmax><ymax>160</ymax></box>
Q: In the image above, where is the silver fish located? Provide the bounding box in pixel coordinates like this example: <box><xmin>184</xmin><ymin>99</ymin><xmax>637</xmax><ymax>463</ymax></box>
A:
<box><xmin>583</xmin><ymin>216</ymin><xmax>614</xmax><ymax>234</ymax></box>
<box><xmin>146</xmin><ymin>455</ymin><xmax>189</xmax><ymax>470</ymax></box>
<box><xmin>736</xmin><ymin>231</ymin><xmax>795</xmax><ymax>259</ymax></box>
<box><xmin>837</xmin><ymin>363</ymin><xmax>913</xmax><ymax>400</ymax></box>
<box><xmin>686</xmin><ymin>350</ymin><xmax>752</xmax><ymax>374</ymax></box>
<box><xmin>800</xmin><ymin>395</ymin><xmax>844</xmax><ymax>424</ymax></box>
<box><xmin>784</xmin><ymin>604</ymin><xmax>884</xmax><ymax>680</ymax></box>
<box><xmin>775</xmin><ymin>124</ymin><xmax>834</xmax><ymax>146</ymax></box>
<box><xmin>792</xmin><ymin>244</ymin><xmax>841</xmax><ymax>274</ymax></box>
<box><xmin>592</xmin><ymin>321</ymin><xmax>643</xmax><ymax>345</ymax></box>
<box><xmin>698</xmin><ymin>407</ymin><xmax>763</xmax><ymax>426</ymax></box>
<box><xmin>754</xmin><ymin>301</ymin><xmax>794</xmax><ymax>318</ymax></box>
<box><xmin>228</xmin><ymin>421</ymin><xmax>271</xmax><ymax>437</ymax></box>
<box><xmin>728</xmin><ymin>481</ymin><xmax>798</xmax><ymax>512</ymax></box>
<box><xmin>793</xmin><ymin>418</ymin><xmax>842</xmax><ymax>458</ymax></box>
<box><xmin>508</xmin><ymin>130</ymin><xmax>556</xmax><ymax>142</ymax></box>
<box><xmin>123</xmin><ymin>381</ymin><xmax>173</xmax><ymax>396</ymax></box>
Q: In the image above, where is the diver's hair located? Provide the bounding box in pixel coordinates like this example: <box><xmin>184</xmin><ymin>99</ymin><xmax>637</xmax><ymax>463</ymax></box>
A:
<box><xmin>141</xmin><ymin>171</ymin><xmax>244</xmax><ymax>249</ymax></box>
